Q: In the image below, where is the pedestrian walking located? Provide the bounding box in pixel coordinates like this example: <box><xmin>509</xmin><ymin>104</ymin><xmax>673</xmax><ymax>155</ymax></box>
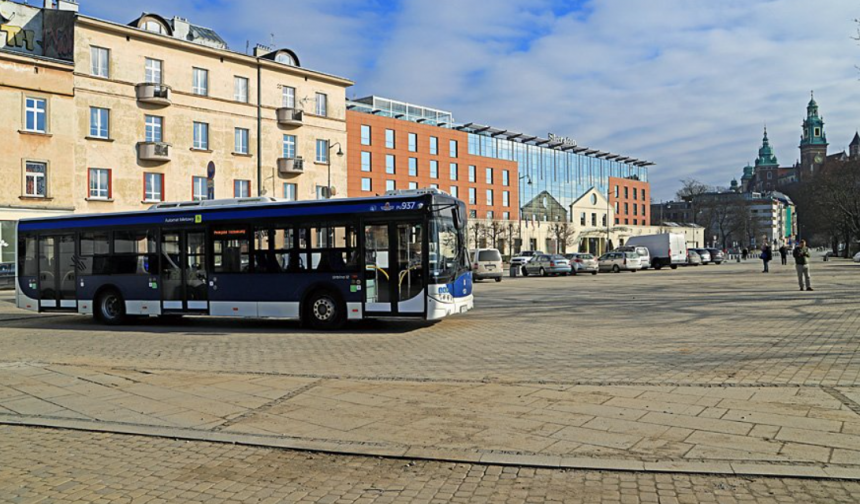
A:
<box><xmin>779</xmin><ymin>244</ymin><xmax>788</xmax><ymax>265</ymax></box>
<box><xmin>793</xmin><ymin>239</ymin><xmax>812</xmax><ymax>291</ymax></box>
<box><xmin>742</xmin><ymin>247</ymin><xmax>748</xmax><ymax>260</ymax></box>
<box><xmin>761</xmin><ymin>243</ymin><xmax>772</xmax><ymax>272</ymax></box>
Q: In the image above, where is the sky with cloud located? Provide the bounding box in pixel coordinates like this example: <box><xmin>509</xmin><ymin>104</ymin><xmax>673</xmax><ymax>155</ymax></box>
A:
<box><xmin>80</xmin><ymin>0</ymin><xmax>860</xmax><ymax>201</ymax></box>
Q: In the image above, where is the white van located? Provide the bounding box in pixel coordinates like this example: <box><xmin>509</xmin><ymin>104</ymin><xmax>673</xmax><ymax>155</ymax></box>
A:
<box><xmin>470</xmin><ymin>248</ymin><xmax>503</xmax><ymax>282</ymax></box>
<box><xmin>616</xmin><ymin>246</ymin><xmax>650</xmax><ymax>269</ymax></box>
<box><xmin>624</xmin><ymin>233</ymin><xmax>687</xmax><ymax>270</ymax></box>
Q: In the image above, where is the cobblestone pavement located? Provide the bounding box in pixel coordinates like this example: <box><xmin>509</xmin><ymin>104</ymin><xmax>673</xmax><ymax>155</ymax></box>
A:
<box><xmin>4</xmin><ymin>425</ymin><xmax>860</xmax><ymax>504</ymax></box>
<box><xmin>1</xmin><ymin>260</ymin><xmax>859</xmax><ymax>386</ymax></box>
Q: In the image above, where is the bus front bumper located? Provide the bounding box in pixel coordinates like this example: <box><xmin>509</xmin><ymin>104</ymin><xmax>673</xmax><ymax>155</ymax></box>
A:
<box><xmin>427</xmin><ymin>294</ymin><xmax>474</xmax><ymax>321</ymax></box>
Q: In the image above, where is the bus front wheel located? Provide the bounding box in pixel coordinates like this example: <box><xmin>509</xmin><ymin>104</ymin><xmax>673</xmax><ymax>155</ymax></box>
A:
<box><xmin>305</xmin><ymin>290</ymin><xmax>346</xmax><ymax>331</ymax></box>
<box><xmin>96</xmin><ymin>289</ymin><xmax>127</xmax><ymax>326</ymax></box>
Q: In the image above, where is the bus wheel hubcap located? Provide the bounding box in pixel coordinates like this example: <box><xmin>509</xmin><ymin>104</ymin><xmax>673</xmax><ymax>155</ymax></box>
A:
<box><xmin>103</xmin><ymin>296</ymin><xmax>119</xmax><ymax>318</ymax></box>
<box><xmin>313</xmin><ymin>298</ymin><xmax>335</xmax><ymax>321</ymax></box>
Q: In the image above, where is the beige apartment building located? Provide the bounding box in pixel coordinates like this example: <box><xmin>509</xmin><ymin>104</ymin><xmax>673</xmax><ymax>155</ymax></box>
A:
<box><xmin>0</xmin><ymin>0</ymin><xmax>352</xmax><ymax>262</ymax></box>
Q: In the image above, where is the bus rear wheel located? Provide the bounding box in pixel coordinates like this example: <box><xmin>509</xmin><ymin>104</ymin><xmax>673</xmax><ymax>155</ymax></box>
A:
<box><xmin>305</xmin><ymin>290</ymin><xmax>346</xmax><ymax>331</ymax></box>
<box><xmin>96</xmin><ymin>289</ymin><xmax>127</xmax><ymax>326</ymax></box>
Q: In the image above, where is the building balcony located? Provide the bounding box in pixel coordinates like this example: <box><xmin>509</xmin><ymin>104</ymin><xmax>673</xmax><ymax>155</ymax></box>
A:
<box><xmin>276</xmin><ymin>107</ymin><xmax>303</xmax><ymax>127</ymax></box>
<box><xmin>135</xmin><ymin>83</ymin><xmax>172</xmax><ymax>106</ymax></box>
<box><xmin>137</xmin><ymin>142</ymin><xmax>171</xmax><ymax>163</ymax></box>
<box><xmin>277</xmin><ymin>157</ymin><xmax>304</xmax><ymax>177</ymax></box>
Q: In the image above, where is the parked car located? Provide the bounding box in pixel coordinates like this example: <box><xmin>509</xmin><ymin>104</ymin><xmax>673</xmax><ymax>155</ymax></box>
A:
<box><xmin>624</xmin><ymin>233</ymin><xmax>686</xmax><ymax>270</ymax></box>
<box><xmin>564</xmin><ymin>253</ymin><xmax>599</xmax><ymax>275</ymax></box>
<box><xmin>706</xmin><ymin>248</ymin><xmax>725</xmax><ymax>264</ymax></box>
<box><xmin>598</xmin><ymin>251</ymin><xmax>642</xmax><ymax>273</ymax></box>
<box><xmin>470</xmin><ymin>248</ymin><xmax>503</xmax><ymax>282</ymax></box>
<box><xmin>616</xmin><ymin>246</ymin><xmax>650</xmax><ymax>269</ymax></box>
<box><xmin>854</xmin><ymin>252</ymin><xmax>860</xmax><ymax>263</ymax></box>
<box><xmin>686</xmin><ymin>249</ymin><xmax>702</xmax><ymax>266</ymax></box>
<box><xmin>524</xmin><ymin>254</ymin><xmax>572</xmax><ymax>277</ymax></box>
<box><xmin>692</xmin><ymin>248</ymin><xmax>712</xmax><ymax>264</ymax></box>
<box><xmin>510</xmin><ymin>250</ymin><xmax>544</xmax><ymax>275</ymax></box>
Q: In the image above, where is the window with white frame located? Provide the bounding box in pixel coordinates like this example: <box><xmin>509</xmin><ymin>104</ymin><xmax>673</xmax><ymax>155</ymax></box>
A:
<box><xmin>283</xmin><ymin>183</ymin><xmax>297</xmax><ymax>201</ymax></box>
<box><xmin>385</xmin><ymin>129</ymin><xmax>395</xmax><ymax>149</ymax></box>
<box><xmin>408</xmin><ymin>133</ymin><xmax>417</xmax><ymax>152</ymax></box>
<box><xmin>430</xmin><ymin>136</ymin><xmax>438</xmax><ymax>155</ymax></box>
<box><xmin>468</xmin><ymin>187</ymin><xmax>476</xmax><ymax>205</ymax></box>
<box><xmin>91</xmin><ymin>47</ymin><xmax>109</xmax><ymax>78</ymax></box>
<box><xmin>502</xmin><ymin>170</ymin><xmax>509</xmax><ymax>186</ymax></box>
<box><xmin>25</xmin><ymin>97</ymin><xmax>46</xmax><ymax>133</ymax></box>
<box><xmin>192</xmin><ymin>176</ymin><xmax>208</xmax><ymax>201</ymax></box>
<box><xmin>450</xmin><ymin>163</ymin><xmax>458</xmax><ymax>181</ymax></box>
<box><xmin>143</xmin><ymin>173</ymin><xmax>163</xmax><ymax>202</ymax></box>
<box><xmin>234</xmin><ymin>179</ymin><xmax>250</xmax><ymax>198</ymax></box>
<box><xmin>450</xmin><ymin>186</ymin><xmax>458</xmax><ymax>198</ymax></box>
<box><xmin>449</xmin><ymin>140</ymin><xmax>458</xmax><ymax>158</ymax></box>
<box><xmin>316</xmin><ymin>139</ymin><xmax>329</xmax><ymax>163</ymax></box>
<box><xmin>487</xmin><ymin>210</ymin><xmax>494</xmax><ymax>219</ymax></box>
<box><xmin>24</xmin><ymin>162</ymin><xmax>46</xmax><ymax>197</ymax></box>
<box><xmin>145</xmin><ymin>115</ymin><xmax>163</xmax><ymax>142</ymax></box>
<box><xmin>386</xmin><ymin>154</ymin><xmax>395</xmax><ymax>174</ymax></box>
<box><xmin>361</xmin><ymin>178</ymin><xmax>372</xmax><ymax>192</ymax></box>
<box><xmin>486</xmin><ymin>167</ymin><xmax>493</xmax><ymax>184</ymax></box>
<box><xmin>89</xmin><ymin>107</ymin><xmax>109</xmax><ymax>139</ymax></box>
<box><xmin>316</xmin><ymin>185</ymin><xmax>328</xmax><ymax>199</ymax></box>
<box><xmin>409</xmin><ymin>158</ymin><xmax>417</xmax><ymax>176</ymax></box>
<box><xmin>145</xmin><ymin>58</ymin><xmax>162</xmax><ymax>84</ymax></box>
<box><xmin>282</xmin><ymin>86</ymin><xmax>295</xmax><ymax>108</ymax></box>
<box><xmin>193</xmin><ymin>122</ymin><xmax>209</xmax><ymax>150</ymax></box>
<box><xmin>430</xmin><ymin>183</ymin><xmax>439</xmax><ymax>190</ymax></box>
<box><xmin>486</xmin><ymin>189</ymin><xmax>493</xmax><ymax>206</ymax></box>
<box><xmin>234</xmin><ymin>76</ymin><xmax>249</xmax><ymax>103</ymax></box>
<box><xmin>361</xmin><ymin>125</ymin><xmax>371</xmax><ymax>145</ymax></box>
<box><xmin>315</xmin><ymin>92</ymin><xmax>327</xmax><ymax>116</ymax></box>
<box><xmin>409</xmin><ymin>182</ymin><xmax>418</xmax><ymax>190</ymax></box>
<box><xmin>468</xmin><ymin>165</ymin><xmax>476</xmax><ymax>182</ymax></box>
<box><xmin>234</xmin><ymin>128</ymin><xmax>249</xmax><ymax>154</ymax></box>
<box><xmin>430</xmin><ymin>160</ymin><xmax>438</xmax><ymax>179</ymax></box>
<box><xmin>361</xmin><ymin>152</ymin><xmax>371</xmax><ymax>172</ymax></box>
<box><xmin>386</xmin><ymin>180</ymin><xmax>395</xmax><ymax>192</ymax></box>
<box><xmin>283</xmin><ymin>134</ymin><xmax>296</xmax><ymax>158</ymax></box>
<box><xmin>503</xmin><ymin>211</ymin><xmax>510</xmax><ymax>220</ymax></box>
<box><xmin>502</xmin><ymin>191</ymin><xmax>509</xmax><ymax>207</ymax></box>
<box><xmin>88</xmin><ymin>168</ymin><xmax>111</xmax><ymax>200</ymax></box>
<box><xmin>192</xmin><ymin>68</ymin><xmax>208</xmax><ymax>96</ymax></box>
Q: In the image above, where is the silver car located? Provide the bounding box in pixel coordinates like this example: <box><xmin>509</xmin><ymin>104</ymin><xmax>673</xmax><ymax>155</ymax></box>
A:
<box><xmin>598</xmin><ymin>251</ymin><xmax>643</xmax><ymax>273</ymax></box>
<box><xmin>524</xmin><ymin>254</ymin><xmax>572</xmax><ymax>277</ymax></box>
<box><xmin>564</xmin><ymin>253</ymin><xmax>599</xmax><ymax>275</ymax></box>
<box><xmin>693</xmin><ymin>248</ymin><xmax>712</xmax><ymax>264</ymax></box>
<box><xmin>685</xmin><ymin>249</ymin><xmax>702</xmax><ymax>266</ymax></box>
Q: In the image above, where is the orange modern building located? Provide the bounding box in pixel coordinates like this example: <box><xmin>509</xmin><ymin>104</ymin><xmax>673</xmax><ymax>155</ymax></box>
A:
<box><xmin>609</xmin><ymin>176</ymin><xmax>651</xmax><ymax>226</ymax></box>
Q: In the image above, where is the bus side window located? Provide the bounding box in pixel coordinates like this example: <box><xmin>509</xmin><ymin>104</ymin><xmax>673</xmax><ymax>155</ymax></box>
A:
<box><xmin>80</xmin><ymin>232</ymin><xmax>110</xmax><ymax>275</ymax></box>
<box><xmin>113</xmin><ymin>230</ymin><xmax>158</xmax><ymax>275</ymax></box>
<box><xmin>19</xmin><ymin>236</ymin><xmax>38</xmax><ymax>276</ymax></box>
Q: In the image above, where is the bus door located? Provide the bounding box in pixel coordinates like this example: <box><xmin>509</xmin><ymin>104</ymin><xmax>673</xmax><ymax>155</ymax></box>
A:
<box><xmin>161</xmin><ymin>230</ymin><xmax>209</xmax><ymax>312</ymax></box>
<box><xmin>37</xmin><ymin>234</ymin><xmax>77</xmax><ymax>310</ymax></box>
<box><xmin>363</xmin><ymin>221</ymin><xmax>425</xmax><ymax>315</ymax></box>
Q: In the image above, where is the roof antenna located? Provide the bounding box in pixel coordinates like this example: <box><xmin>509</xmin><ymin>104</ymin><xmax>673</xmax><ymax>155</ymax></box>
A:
<box><xmin>270</xmin><ymin>33</ymin><xmax>275</xmax><ymax>48</ymax></box>
<box><xmin>245</xmin><ymin>40</ymin><xmax>249</xmax><ymax>55</ymax></box>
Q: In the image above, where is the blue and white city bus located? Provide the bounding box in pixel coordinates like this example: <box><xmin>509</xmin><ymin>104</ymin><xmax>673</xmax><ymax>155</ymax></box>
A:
<box><xmin>16</xmin><ymin>189</ymin><xmax>473</xmax><ymax>329</ymax></box>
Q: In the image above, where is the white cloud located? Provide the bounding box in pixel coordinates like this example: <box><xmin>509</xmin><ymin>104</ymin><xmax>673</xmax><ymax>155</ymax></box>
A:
<box><xmin>79</xmin><ymin>0</ymin><xmax>860</xmax><ymax>200</ymax></box>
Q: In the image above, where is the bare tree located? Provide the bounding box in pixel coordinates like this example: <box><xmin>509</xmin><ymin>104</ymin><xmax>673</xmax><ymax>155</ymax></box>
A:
<box><xmin>549</xmin><ymin>221</ymin><xmax>577</xmax><ymax>254</ymax></box>
<box><xmin>676</xmin><ymin>178</ymin><xmax>711</xmax><ymax>202</ymax></box>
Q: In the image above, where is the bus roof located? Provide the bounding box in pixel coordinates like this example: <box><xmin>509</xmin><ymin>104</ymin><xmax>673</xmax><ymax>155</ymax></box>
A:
<box><xmin>18</xmin><ymin>192</ymin><xmax>461</xmax><ymax>232</ymax></box>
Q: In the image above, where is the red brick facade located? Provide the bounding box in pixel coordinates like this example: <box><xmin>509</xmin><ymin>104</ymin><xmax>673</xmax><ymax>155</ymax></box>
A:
<box><xmin>609</xmin><ymin>177</ymin><xmax>651</xmax><ymax>226</ymax></box>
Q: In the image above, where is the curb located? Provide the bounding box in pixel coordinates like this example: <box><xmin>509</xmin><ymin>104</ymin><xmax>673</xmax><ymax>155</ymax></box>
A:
<box><xmin>2</xmin><ymin>414</ymin><xmax>859</xmax><ymax>481</ymax></box>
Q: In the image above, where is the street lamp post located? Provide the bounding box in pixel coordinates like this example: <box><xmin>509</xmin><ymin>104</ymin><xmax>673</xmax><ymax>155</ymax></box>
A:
<box><xmin>326</xmin><ymin>141</ymin><xmax>344</xmax><ymax>199</ymax></box>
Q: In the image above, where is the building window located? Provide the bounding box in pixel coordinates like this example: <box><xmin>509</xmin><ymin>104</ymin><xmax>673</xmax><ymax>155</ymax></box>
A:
<box><xmin>502</xmin><ymin>191</ymin><xmax>509</xmax><ymax>207</ymax></box>
<box><xmin>430</xmin><ymin>184</ymin><xmax>439</xmax><ymax>190</ymax></box>
<box><xmin>145</xmin><ymin>58</ymin><xmax>162</xmax><ymax>83</ymax></box>
<box><xmin>89</xmin><ymin>107</ymin><xmax>109</xmax><ymax>139</ymax></box>
<box><xmin>641</xmin><ymin>190</ymin><xmax>647</xmax><ymax>201</ymax></box>
<box><xmin>624</xmin><ymin>187</ymin><xmax>629</xmax><ymax>198</ymax></box>
<box><xmin>450</xmin><ymin>140</ymin><xmax>458</xmax><ymax>158</ymax></box>
<box><xmin>386</xmin><ymin>180</ymin><xmax>395</xmax><ymax>192</ymax></box>
<box><xmin>283</xmin><ymin>134</ymin><xmax>296</xmax><ymax>158</ymax></box>
<box><xmin>503</xmin><ymin>211</ymin><xmax>510</xmax><ymax>220</ymax></box>
<box><xmin>193</xmin><ymin>176</ymin><xmax>208</xmax><ymax>201</ymax></box>
<box><xmin>234</xmin><ymin>128</ymin><xmax>249</xmax><ymax>154</ymax></box>
<box><xmin>282</xmin><ymin>86</ymin><xmax>295</xmax><ymax>108</ymax></box>
<box><xmin>385</xmin><ymin>129</ymin><xmax>395</xmax><ymax>149</ymax></box>
<box><xmin>24</xmin><ymin>162</ymin><xmax>47</xmax><ymax>197</ymax></box>
<box><xmin>486</xmin><ymin>168</ymin><xmax>493</xmax><ymax>184</ymax></box>
<box><xmin>234</xmin><ymin>179</ymin><xmax>250</xmax><ymax>198</ymax></box>
<box><xmin>142</xmin><ymin>20</ymin><xmax>165</xmax><ymax>34</ymax></box>
<box><xmin>234</xmin><ymin>76</ymin><xmax>249</xmax><ymax>103</ymax></box>
<box><xmin>408</xmin><ymin>133</ymin><xmax>417</xmax><ymax>152</ymax></box>
<box><xmin>409</xmin><ymin>157</ymin><xmax>417</xmax><ymax>177</ymax></box>
<box><xmin>502</xmin><ymin>170</ymin><xmax>509</xmax><ymax>186</ymax></box>
<box><xmin>25</xmin><ymin>97</ymin><xmax>47</xmax><ymax>133</ymax></box>
<box><xmin>361</xmin><ymin>178</ymin><xmax>372</xmax><ymax>192</ymax></box>
<box><xmin>641</xmin><ymin>204</ymin><xmax>646</xmax><ymax>216</ymax></box>
<box><xmin>192</xmin><ymin>68</ymin><xmax>208</xmax><ymax>96</ymax></box>
<box><xmin>283</xmin><ymin>183</ymin><xmax>297</xmax><ymax>201</ymax></box>
<box><xmin>143</xmin><ymin>173</ymin><xmax>163</xmax><ymax>202</ymax></box>
<box><xmin>315</xmin><ymin>93</ymin><xmax>327</xmax><ymax>116</ymax></box>
<box><xmin>361</xmin><ymin>125</ymin><xmax>371</xmax><ymax>146</ymax></box>
<box><xmin>386</xmin><ymin>154</ymin><xmax>396</xmax><ymax>174</ymax></box>
<box><xmin>486</xmin><ymin>189</ymin><xmax>493</xmax><ymax>206</ymax></box>
<box><xmin>633</xmin><ymin>188</ymin><xmax>638</xmax><ymax>200</ymax></box>
<box><xmin>430</xmin><ymin>160</ymin><xmax>438</xmax><ymax>179</ymax></box>
<box><xmin>468</xmin><ymin>165</ymin><xmax>476</xmax><ymax>183</ymax></box>
<box><xmin>316</xmin><ymin>139</ymin><xmax>329</xmax><ymax>163</ymax></box>
<box><xmin>814</xmin><ymin>127</ymin><xmax>820</xmax><ymax>137</ymax></box>
<box><xmin>450</xmin><ymin>163</ymin><xmax>458</xmax><ymax>181</ymax></box>
<box><xmin>145</xmin><ymin>115</ymin><xmax>163</xmax><ymax>142</ymax></box>
<box><xmin>603</xmin><ymin>214</ymin><xmax>607</xmax><ymax>226</ymax></box>
<box><xmin>633</xmin><ymin>205</ymin><xmax>638</xmax><ymax>216</ymax></box>
<box><xmin>91</xmin><ymin>47</ymin><xmax>109</xmax><ymax>78</ymax></box>
<box><xmin>468</xmin><ymin>187</ymin><xmax>476</xmax><ymax>205</ymax></box>
<box><xmin>487</xmin><ymin>211</ymin><xmax>494</xmax><ymax>219</ymax></box>
<box><xmin>591</xmin><ymin>213</ymin><xmax>597</xmax><ymax>226</ymax></box>
<box><xmin>361</xmin><ymin>151</ymin><xmax>371</xmax><ymax>172</ymax></box>
<box><xmin>469</xmin><ymin>210</ymin><xmax>477</xmax><ymax>219</ymax></box>
<box><xmin>624</xmin><ymin>203</ymin><xmax>629</xmax><ymax>214</ymax></box>
<box><xmin>193</xmin><ymin>122</ymin><xmax>209</xmax><ymax>150</ymax></box>
<box><xmin>430</xmin><ymin>136</ymin><xmax>438</xmax><ymax>155</ymax></box>
<box><xmin>450</xmin><ymin>186</ymin><xmax>458</xmax><ymax>198</ymax></box>
<box><xmin>88</xmin><ymin>168</ymin><xmax>111</xmax><ymax>200</ymax></box>
<box><xmin>615</xmin><ymin>202</ymin><xmax>619</xmax><ymax>213</ymax></box>
<box><xmin>615</xmin><ymin>218</ymin><xmax>619</xmax><ymax>224</ymax></box>
<box><xmin>580</xmin><ymin>212</ymin><xmax>586</xmax><ymax>226</ymax></box>
<box><xmin>614</xmin><ymin>185</ymin><xmax>619</xmax><ymax>198</ymax></box>
<box><xmin>409</xmin><ymin>182</ymin><xmax>418</xmax><ymax>190</ymax></box>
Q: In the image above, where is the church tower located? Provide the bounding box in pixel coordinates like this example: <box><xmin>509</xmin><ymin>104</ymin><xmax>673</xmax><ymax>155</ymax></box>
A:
<box><xmin>799</xmin><ymin>91</ymin><xmax>828</xmax><ymax>180</ymax></box>
<box><xmin>754</xmin><ymin>127</ymin><xmax>779</xmax><ymax>192</ymax></box>
<box><xmin>850</xmin><ymin>132</ymin><xmax>860</xmax><ymax>159</ymax></box>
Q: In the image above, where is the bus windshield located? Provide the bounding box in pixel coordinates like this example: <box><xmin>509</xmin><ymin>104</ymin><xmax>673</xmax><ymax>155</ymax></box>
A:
<box><xmin>429</xmin><ymin>205</ymin><xmax>466</xmax><ymax>284</ymax></box>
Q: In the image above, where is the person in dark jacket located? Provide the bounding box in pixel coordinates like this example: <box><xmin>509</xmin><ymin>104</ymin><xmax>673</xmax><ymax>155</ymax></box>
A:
<box><xmin>761</xmin><ymin>243</ymin><xmax>772</xmax><ymax>273</ymax></box>
<box><xmin>779</xmin><ymin>244</ymin><xmax>788</xmax><ymax>265</ymax></box>
<box><xmin>793</xmin><ymin>240</ymin><xmax>812</xmax><ymax>291</ymax></box>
